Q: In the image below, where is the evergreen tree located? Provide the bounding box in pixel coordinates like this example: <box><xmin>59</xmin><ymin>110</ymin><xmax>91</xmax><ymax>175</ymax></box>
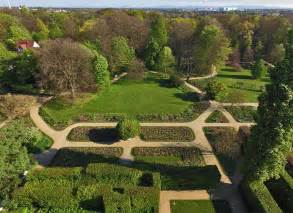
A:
<box><xmin>251</xmin><ymin>59</ymin><xmax>267</xmax><ymax>79</ymax></box>
<box><xmin>93</xmin><ymin>53</ymin><xmax>110</xmax><ymax>90</ymax></box>
<box><xmin>244</xmin><ymin>30</ymin><xmax>293</xmax><ymax>182</ymax></box>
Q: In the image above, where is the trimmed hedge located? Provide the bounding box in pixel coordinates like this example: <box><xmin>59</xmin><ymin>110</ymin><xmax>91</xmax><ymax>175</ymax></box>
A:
<box><xmin>40</xmin><ymin>102</ymin><xmax>209</xmax><ymax>129</ymax></box>
<box><xmin>50</xmin><ymin>147</ymin><xmax>123</xmax><ymax>167</ymax></box>
<box><xmin>86</xmin><ymin>163</ymin><xmax>143</xmax><ymax>187</ymax></box>
<box><xmin>240</xmin><ymin>180</ymin><xmax>282</xmax><ymax>213</ymax></box>
<box><xmin>140</xmin><ymin>126</ymin><xmax>195</xmax><ymax>142</ymax></box>
<box><xmin>224</xmin><ymin>106</ymin><xmax>256</xmax><ymax>122</ymax></box>
<box><xmin>27</xmin><ymin>167</ymin><xmax>82</xmax><ymax>182</ymax></box>
<box><xmin>67</xmin><ymin>127</ymin><xmax>118</xmax><ymax>142</ymax></box>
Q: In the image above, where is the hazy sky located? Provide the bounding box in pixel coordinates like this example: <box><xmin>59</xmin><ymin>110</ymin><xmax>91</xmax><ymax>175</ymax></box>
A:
<box><xmin>1</xmin><ymin>0</ymin><xmax>293</xmax><ymax>8</ymax></box>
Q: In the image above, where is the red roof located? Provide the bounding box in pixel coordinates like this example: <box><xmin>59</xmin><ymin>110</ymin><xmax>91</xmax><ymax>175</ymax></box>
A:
<box><xmin>16</xmin><ymin>40</ymin><xmax>35</xmax><ymax>50</ymax></box>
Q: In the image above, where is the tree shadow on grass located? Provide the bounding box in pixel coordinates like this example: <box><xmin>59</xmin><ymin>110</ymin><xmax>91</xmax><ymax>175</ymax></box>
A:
<box><xmin>217</xmin><ymin>74</ymin><xmax>252</xmax><ymax>80</ymax></box>
<box><xmin>174</xmin><ymin>92</ymin><xmax>200</xmax><ymax>102</ymax></box>
<box><xmin>49</xmin><ymin>147</ymin><xmax>221</xmax><ymax>190</ymax></box>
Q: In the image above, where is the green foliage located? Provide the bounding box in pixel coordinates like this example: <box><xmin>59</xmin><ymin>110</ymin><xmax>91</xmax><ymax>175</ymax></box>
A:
<box><xmin>144</xmin><ymin>38</ymin><xmax>161</xmax><ymax>70</ymax></box>
<box><xmin>205</xmin><ymin>80</ymin><xmax>226</xmax><ymax>100</ymax></box>
<box><xmin>194</xmin><ymin>23</ymin><xmax>231</xmax><ymax>75</ymax></box>
<box><xmin>169</xmin><ymin>74</ymin><xmax>184</xmax><ymax>87</ymax></box>
<box><xmin>140</xmin><ymin>126</ymin><xmax>195</xmax><ymax>142</ymax></box>
<box><xmin>49</xmin><ymin>23</ymin><xmax>64</xmax><ymax>39</ymax></box>
<box><xmin>2</xmin><ymin>50</ymin><xmax>37</xmax><ymax>90</ymax></box>
<box><xmin>116</xmin><ymin>118</ymin><xmax>140</xmax><ymax>140</ymax></box>
<box><xmin>150</xmin><ymin>15</ymin><xmax>168</xmax><ymax>47</ymax></box>
<box><xmin>251</xmin><ymin>59</ymin><xmax>267</xmax><ymax>79</ymax></box>
<box><xmin>205</xmin><ymin>110</ymin><xmax>229</xmax><ymax>123</ymax></box>
<box><xmin>224</xmin><ymin>106</ymin><xmax>256</xmax><ymax>122</ymax></box>
<box><xmin>32</xmin><ymin>18</ymin><xmax>49</xmax><ymax>41</ymax></box>
<box><xmin>6</xmin><ymin>25</ymin><xmax>31</xmax><ymax>47</ymax></box>
<box><xmin>93</xmin><ymin>53</ymin><xmax>110</xmax><ymax>90</ymax></box>
<box><xmin>155</xmin><ymin>46</ymin><xmax>175</xmax><ymax>73</ymax></box>
<box><xmin>111</xmin><ymin>36</ymin><xmax>135</xmax><ymax>73</ymax></box>
<box><xmin>241</xmin><ymin>180</ymin><xmax>282</xmax><ymax>213</ymax></box>
<box><xmin>244</xmin><ymin>31</ymin><xmax>293</xmax><ymax>182</ymax></box>
<box><xmin>83</xmin><ymin>39</ymin><xmax>101</xmax><ymax>53</ymax></box>
<box><xmin>86</xmin><ymin>163</ymin><xmax>142</xmax><ymax>186</ymax></box>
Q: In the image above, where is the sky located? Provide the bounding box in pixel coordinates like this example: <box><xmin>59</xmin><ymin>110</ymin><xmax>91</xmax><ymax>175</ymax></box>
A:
<box><xmin>0</xmin><ymin>0</ymin><xmax>293</xmax><ymax>9</ymax></box>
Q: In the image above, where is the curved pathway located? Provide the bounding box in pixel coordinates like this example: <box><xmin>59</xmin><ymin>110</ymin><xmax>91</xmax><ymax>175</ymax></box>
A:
<box><xmin>29</xmin><ymin>72</ymin><xmax>256</xmax><ymax>213</ymax></box>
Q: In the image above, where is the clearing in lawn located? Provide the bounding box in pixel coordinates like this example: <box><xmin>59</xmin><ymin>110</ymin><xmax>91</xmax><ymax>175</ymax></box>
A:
<box><xmin>41</xmin><ymin>78</ymin><xmax>194</xmax><ymax>127</ymax></box>
<box><xmin>190</xmin><ymin>66</ymin><xmax>269</xmax><ymax>102</ymax></box>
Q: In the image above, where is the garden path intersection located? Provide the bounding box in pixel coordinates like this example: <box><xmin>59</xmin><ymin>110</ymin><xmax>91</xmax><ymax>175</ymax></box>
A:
<box><xmin>29</xmin><ymin>100</ymin><xmax>257</xmax><ymax>213</ymax></box>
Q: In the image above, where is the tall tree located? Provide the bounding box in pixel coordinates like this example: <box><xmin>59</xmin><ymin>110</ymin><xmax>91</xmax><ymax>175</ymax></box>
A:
<box><xmin>155</xmin><ymin>46</ymin><xmax>175</xmax><ymax>74</ymax></box>
<box><xmin>33</xmin><ymin>18</ymin><xmax>49</xmax><ymax>41</ymax></box>
<box><xmin>93</xmin><ymin>53</ymin><xmax>110</xmax><ymax>90</ymax></box>
<box><xmin>194</xmin><ymin>23</ymin><xmax>231</xmax><ymax>75</ymax></box>
<box><xmin>244</xmin><ymin>30</ymin><xmax>293</xmax><ymax>182</ymax></box>
<box><xmin>110</xmin><ymin>36</ymin><xmax>135</xmax><ymax>73</ymax></box>
<box><xmin>36</xmin><ymin>39</ymin><xmax>96</xmax><ymax>98</ymax></box>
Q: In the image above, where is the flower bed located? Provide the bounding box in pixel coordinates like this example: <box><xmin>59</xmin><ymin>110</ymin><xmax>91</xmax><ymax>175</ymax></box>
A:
<box><xmin>67</xmin><ymin>127</ymin><xmax>118</xmax><ymax>142</ymax></box>
<box><xmin>205</xmin><ymin>110</ymin><xmax>229</xmax><ymax>123</ymax></box>
<box><xmin>140</xmin><ymin>126</ymin><xmax>195</xmax><ymax>142</ymax></box>
<box><xmin>224</xmin><ymin>106</ymin><xmax>256</xmax><ymax>122</ymax></box>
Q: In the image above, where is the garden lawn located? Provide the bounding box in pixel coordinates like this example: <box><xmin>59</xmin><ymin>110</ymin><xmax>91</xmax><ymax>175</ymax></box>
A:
<box><xmin>171</xmin><ymin>200</ymin><xmax>232</xmax><ymax>213</ymax></box>
<box><xmin>41</xmin><ymin>79</ymin><xmax>193</xmax><ymax>128</ymax></box>
<box><xmin>190</xmin><ymin>66</ymin><xmax>269</xmax><ymax>102</ymax></box>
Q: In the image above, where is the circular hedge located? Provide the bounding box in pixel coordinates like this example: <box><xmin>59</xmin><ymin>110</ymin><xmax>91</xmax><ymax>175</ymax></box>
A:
<box><xmin>116</xmin><ymin>118</ymin><xmax>140</xmax><ymax>140</ymax></box>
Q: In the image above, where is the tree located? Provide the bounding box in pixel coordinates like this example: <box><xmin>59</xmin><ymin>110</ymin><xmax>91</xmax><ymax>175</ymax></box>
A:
<box><xmin>243</xmin><ymin>30</ymin><xmax>293</xmax><ymax>182</ymax></box>
<box><xmin>6</xmin><ymin>25</ymin><xmax>31</xmax><ymax>49</ymax></box>
<box><xmin>32</xmin><ymin>18</ymin><xmax>49</xmax><ymax>41</ymax></box>
<box><xmin>155</xmin><ymin>46</ymin><xmax>175</xmax><ymax>73</ymax></box>
<box><xmin>205</xmin><ymin>80</ymin><xmax>227</xmax><ymax>100</ymax></box>
<box><xmin>36</xmin><ymin>39</ymin><xmax>96</xmax><ymax>98</ymax></box>
<box><xmin>49</xmin><ymin>23</ymin><xmax>63</xmax><ymax>39</ymax></box>
<box><xmin>145</xmin><ymin>15</ymin><xmax>168</xmax><ymax>70</ymax></box>
<box><xmin>93</xmin><ymin>53</ymin><xmax>110</xmax><ymax>90</ymax></box>
<box><xmin>251</xmin><ymin>59</ymin><xmax>267</xmax><ymax>79</ymax></box>
<box><xmin>194</xmin><ymin>24</ymin><xmax>231</xmax><ymax>75</ymax></box>
<box><xmin>269</xmin><ymin>44</ymin><xmax>286</xmax><ymax>64</ymax></box>
<box><xmin>110</xmin><ymin>36</ymin><xmax>135</xmax><ymax>73</ymax></box>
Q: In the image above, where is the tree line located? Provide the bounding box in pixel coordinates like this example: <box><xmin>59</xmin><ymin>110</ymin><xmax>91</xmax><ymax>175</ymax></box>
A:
<box><xmin>0</xmin><ymin>8</ymin><xmax>291</xmax><ymax>97</ymax></box>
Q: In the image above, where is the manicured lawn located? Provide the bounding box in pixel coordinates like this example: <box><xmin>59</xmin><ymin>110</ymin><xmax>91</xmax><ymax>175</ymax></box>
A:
<box><xmin>190</xmin><ymin>66</ymin><xmax>269</xmax><ymax>102</ymax></box>
<box><xmin>206</xmin><ymin>110</ymin><xmax>229</xmax><ymax>123</ymax></box>
<box><xmin>41</xmin><ymin>79</ymin><xmax>194</xmax><ymax>128</ymax></box>
<box><xmin>171</xmin><ymin>200</ymin><xmax>232</xmax><ymax>213</ymax></box>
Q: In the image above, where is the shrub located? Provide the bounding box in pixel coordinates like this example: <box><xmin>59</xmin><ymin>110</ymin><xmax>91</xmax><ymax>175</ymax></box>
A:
<box><xmin>86</xmin><ymin>163</ymin><xmax>143</xmax><ymax>187</ymax></box>
<box><xmin>27</xmin><ymin>167</ymin><xmax>82</xmax><ymax>182</ymax></box>
<box><xmin>103</xmin><ymin>192</ymin><xmax>131</xmax><ymax>213</ymax></box>
<box><xmin>251</xmin><ymin>59</ymin><xmax>267</xmax><ymax>79</ymax></box>
<box><xmin>50</xmin><ymin>147</ymin><xmax>123</xmax><ymax>167</ymax></box>
<box><xmin>140</xmin><ymin>126</ymin><xmax>195</xmax><ymax>142</ymax></box>
<box><xmin>116</xmin><ymin>118</ymin><xmax>140</xmax><ymax>140</ymax></box>
<box><xmin>241</xmin><ymin>180</ymin><xmax>282</xmax><ymax>213</ymax></box>
<box><xmin>205</xmin><ymin>80</ymin><xmax>226</xmax><ymax>100</ymax></box>
<box><xmin>169</xmin><ymin>74</ymin><xmax>184</xmax><ymax>87</ymax></box>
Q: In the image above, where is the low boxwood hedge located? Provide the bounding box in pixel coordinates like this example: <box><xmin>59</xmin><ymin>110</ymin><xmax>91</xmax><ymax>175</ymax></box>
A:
<box><xmin>140</xmin><ymin>126</ymin><xmax>195</xmax><ymax>142</ymax></box>
<box><xmin>240</xmin><ymin>180</ymin><xmax>282</xmax><ymax>213</ymax></box>
<box><xmin>40</xmin><ymin>102</ymin><xmax>209</xmax><ymax>129</ymax></box>
<box><xmin>50</xmin><ymin>147</ymin><xmax>123</xmax><ymax>167</ymax></box>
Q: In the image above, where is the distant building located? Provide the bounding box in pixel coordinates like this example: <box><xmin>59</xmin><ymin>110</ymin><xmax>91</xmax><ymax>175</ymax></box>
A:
<box><xmin>16</xmin><ymin>40</ymin><xmax>40</xmax><ymax>52</ymax></box>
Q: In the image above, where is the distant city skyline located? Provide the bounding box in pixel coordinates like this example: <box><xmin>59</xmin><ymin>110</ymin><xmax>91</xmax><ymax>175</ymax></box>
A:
<box><xmin>1</xmin><ymin>0</ymin><xmax>293</xmax><ymax>9</ymax></box>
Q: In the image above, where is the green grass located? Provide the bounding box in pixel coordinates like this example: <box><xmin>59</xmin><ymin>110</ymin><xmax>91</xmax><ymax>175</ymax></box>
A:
<box><xmin>206</xmin><ymin>110</ymin><xmax>229</xmax><ymax>123</ymax></box>
<box><xmin>171</xmin><ymin>200</ymin><xmax>232</xmax><ymax>213</ymax></box>
<box><xmin>41</xmin><ymin>79</ymin><xmax>194</xmax><ymax>128</ymax></box>
<box><xmin>190</xmin><ymin>66</ymin><xmax>269</xmax><ymax>102</ymax></box>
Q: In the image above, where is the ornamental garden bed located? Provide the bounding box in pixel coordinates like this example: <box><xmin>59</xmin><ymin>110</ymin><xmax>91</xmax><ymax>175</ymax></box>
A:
<box><xmin>205</xmin><ymin>110</ymin><xmax>229</xmax><ymax>123</ymax></box>
<box><xmin>170</xmin><ymin>200</ymin><xmax>232</xmax><ymax>213</ymax></box>
<box><xmin>67</xmin><ymin>126</ymin><xmax>195</xmax><ymax>143</ymax></box>
<box><xmin>140</xmin><ymin>126</ymin><xmax>195</xmax><ymax>142</ymax></box>
<box><xmin>224</xmin><ymin>106</ymin><xmax>256</xmax><ymax>122</ymax></box>
<box><xmin>204</xmin><ymin>127</ymin><xmax>242</xmax><ymax>177</ymax></box>
<box><xmin>67</xmin><ymin>126</ymin><xmax>118</xmax><ymax>143</ymax></box>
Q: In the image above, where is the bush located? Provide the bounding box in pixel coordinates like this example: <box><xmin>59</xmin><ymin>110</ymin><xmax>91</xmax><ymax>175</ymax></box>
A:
<box><xmin>116</xmin><ymin>118</ymin><xmax>140</xmax><ymax>140</ymax></box>
<box><xmin>50</xmin><ymin>147</ymin><xmax>123</xmax><ymax>167</ymax></box>
<box><xmin>251</xmin><ymin>59</ymin><xmax>267</xmax><ymax>79</ymax></box>
<box><xmin>169</xmin><ymin>74</ymin><xmax>184</xmax><ymax>87</ymax></box>
<box><xmin>205</xmin><ymin>80</ymin><xmax>226</xmax><ymax>100</ymax></box>
<box><xmin>140</xmin><ymin>126</ymin><xmax>195</xmax><ymax>142</ymax></box>
<box><xmin>241</xmin><ymin>180</ymin><xmax>282</xmax><ymax>213</ymax></box>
